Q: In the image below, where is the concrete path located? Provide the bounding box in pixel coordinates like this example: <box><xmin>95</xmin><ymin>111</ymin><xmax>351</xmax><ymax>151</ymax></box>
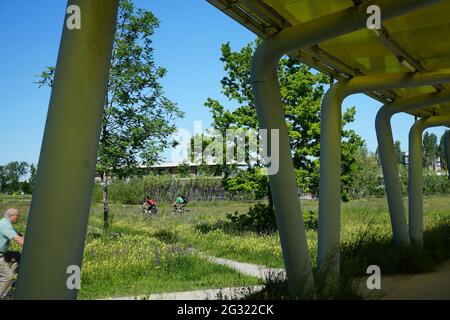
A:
<box><xmin>202</xmin><ymin>254</ymin><xmax>286</xmax><ymax>281</ymax></box>
<box><xmin>104</xmin><ymin>254</ymin><xmax>450</xmax><ymax>300</ymax></box>
<box><xmin>107</xmin><ymin>285</ymin><xmax>264</xmax><ymax>300</ymax></box>
<box><xmin>381</xmin><ymin>260</ymin><xmax>450</xmax><ymax>300</ymax></box>
<box><xmin>357</xmin><ymin>260</ymin><xmax>450</xmax><ymax>300</ymax></box>
<box><xmin>104</xmin><ymin>254</ymin><xmax>285</xmax><ymax>300</ymax></box>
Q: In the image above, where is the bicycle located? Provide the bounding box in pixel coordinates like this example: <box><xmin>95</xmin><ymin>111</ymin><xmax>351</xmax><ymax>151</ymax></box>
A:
<box><xmin>140</xmin><ymin>204</ymin><xmax>158</xmax><ymax>216</ymax></box>
<box><xmin>171</xmin><ymin>204</ymin><xmax>192</xmax><ymax>215</ymax></box>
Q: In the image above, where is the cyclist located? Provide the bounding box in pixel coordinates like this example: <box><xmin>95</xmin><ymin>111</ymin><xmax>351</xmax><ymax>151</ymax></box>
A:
<box><xmin>142</xmin><ymin>196</ymin><xmax>157</xmax><ymax>214</ymax></box>
<box><xmin>172</xmin><ymin>194</ymin><xmax>188</xmax><ymax>213</ymax></box>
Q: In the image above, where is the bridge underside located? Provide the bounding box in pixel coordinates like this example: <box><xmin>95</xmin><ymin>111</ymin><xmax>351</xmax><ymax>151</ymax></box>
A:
<box><xmin>14</xmin><ymin>0</ymin><xmax>450</xmax><ymax>298</ymax></box>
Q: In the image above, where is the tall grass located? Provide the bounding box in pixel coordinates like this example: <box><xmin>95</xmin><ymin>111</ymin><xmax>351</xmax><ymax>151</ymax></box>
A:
<box><xmin>1</xmin><ymin>194</ymin><xmax>449</xmax><ymax>300</ymax></box>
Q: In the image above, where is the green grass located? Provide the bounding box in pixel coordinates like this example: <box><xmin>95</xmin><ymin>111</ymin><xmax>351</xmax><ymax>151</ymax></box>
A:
<box><xmin>1</xmin><ymin>194</ymin><xmax>449</xmax><ymax>299</ymax></box>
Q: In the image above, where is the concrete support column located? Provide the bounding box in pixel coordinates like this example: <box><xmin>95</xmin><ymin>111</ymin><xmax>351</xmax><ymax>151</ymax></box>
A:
<box><xmin>250</xmin><ymin>0</ymin><xmax>444</xmax><ymax>295</ymax></box>
<box><xmin>318</xmin><ymin>74</ymin><xmax>450</xmax><ymax>280</ymax></box>
<box><xmin>253</xmin><ymin>75</ymin><xmax>314</xmax><ymax>297</ymax></box>
<box><xmin>376</xmin><ymin>91</ymin><xmax>450</xmax><ymax>246</ymax></box>
<box><xmin>15</xmin><ymin>0</ymin><xmax>119</xmax><ymax>300</ymax></box>
<box><xmin>409</xmin><ymin>115</ymin><xmax>450</xmax><ymax>245</ymax></box>
<box><xmin>408</xmin><ymin>119</ymin><xmax>426</xmax><ymax>245</ymax></box>
<box><xmin>317</xmin><ymin>85</ymin><xmax>344</xmax><ymax>279</ymax></box>
<box><xmin>376</xmin><ymin>108</ymin><xmax>409</xmax><ymax>245</ymax></box>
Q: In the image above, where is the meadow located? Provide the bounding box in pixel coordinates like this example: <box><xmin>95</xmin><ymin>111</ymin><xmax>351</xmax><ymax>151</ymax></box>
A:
<box><xmin>1</xmin><ymin>194</ymin><xmax>449</xmax><ymax>299</ymax></box>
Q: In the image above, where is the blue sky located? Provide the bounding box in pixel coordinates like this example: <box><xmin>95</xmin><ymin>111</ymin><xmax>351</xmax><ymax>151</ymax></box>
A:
<box><xmin>0</xmin><ymin>0</ymin><xmax>445</xmax><ymax>165</ymax></box>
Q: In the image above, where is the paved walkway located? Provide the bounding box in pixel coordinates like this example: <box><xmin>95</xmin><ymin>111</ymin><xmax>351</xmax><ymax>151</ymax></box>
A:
<box><xmin>357</xmin><ymin>260</ymin><xmax>450</xmax><ymax>300</ymax></box>
<box><xmin>202</xmin><ymin>254</ymin><xmax>286</xmax><ymax>281</ymax></box>
<box><xmin>106</xmin><ymin>255</ymin><xmax>284</xmax><ymax>300</ymax></box>
<box><xmin>105</xmin><ymin>255</ymin><xmax>450</xmax><ymax>300</ymax></box>
<box><xmin>107</xmin><ymin>286</ymin><xmax>264</xmax><ymax>300</ymax></box>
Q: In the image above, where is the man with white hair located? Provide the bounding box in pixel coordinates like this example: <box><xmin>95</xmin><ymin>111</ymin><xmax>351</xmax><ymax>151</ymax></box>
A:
<box><xmin>0</xmin><ymin>208</ymin><xmax>24</xmax><ymax>299</ymax></box>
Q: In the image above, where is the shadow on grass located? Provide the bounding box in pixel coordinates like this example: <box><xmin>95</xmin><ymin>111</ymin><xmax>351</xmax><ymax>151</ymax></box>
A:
<box><xmin>240</xmin><ymin>219</ymin><xmax>450</xmax><ymax>300</ymax></box>
<box><xmin>341</xmin><ymin>221</ymin><xmax>450</xmax><ymax>276</ymax></box>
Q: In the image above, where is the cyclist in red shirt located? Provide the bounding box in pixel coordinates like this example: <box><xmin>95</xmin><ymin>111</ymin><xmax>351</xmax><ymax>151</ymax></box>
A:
<box><xmin>142</xmin><ymin>196</ymin><xmax>157</xmax><ymax>214</ymax></box>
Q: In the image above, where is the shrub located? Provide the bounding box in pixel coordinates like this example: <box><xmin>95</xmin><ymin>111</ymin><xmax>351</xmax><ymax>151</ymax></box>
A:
<box><xmin>423</xmin><ymin>170</ymin><xmax>450</xmax><ymax>194</ymax></box>
<box><xmin>303</xmin><ymin>210</ymin><xmax>318</xmax><ymax>231</ymax></box>
<box><xmin>91</xmin><ymin>182</ymin><xmax>103</xmax><ymax>203</ymax></box>
<box><xmin>225</xmin><ymin>203</ymin><xmax>318</xmax><ymax>234</ymax></box>
<box><xmin>226</xmin><ymin>203</ymin><xmax>276</xmax><ymax>234</ymax></box>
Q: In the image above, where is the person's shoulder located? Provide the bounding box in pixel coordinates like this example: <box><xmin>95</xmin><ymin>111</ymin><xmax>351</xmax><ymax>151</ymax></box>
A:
<box><xmin>0</xmin><ymin>218</ymin><xmax>7</xmax><ymax>229</ymax></box>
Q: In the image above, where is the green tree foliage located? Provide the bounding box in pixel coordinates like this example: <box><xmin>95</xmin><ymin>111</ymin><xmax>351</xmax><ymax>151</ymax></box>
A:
<box><xmin>423</xmin><ymin>132</ymin><xmax>438</xmax><ymax>170</ymax></box>
<box><xmin>348</xmin><ymin>144</ymin><xmax>382</xmax><ymax>198</ymax></box>
<box><xmin>0</xmin><ymin>162</ymin><xmax>29</xmax><ymax>194</ymax></box>
<box><xmin>224</xmin><ymin>167</ymin><xmax>269</xmax><ymax>201</ymax></box>
<box><xmin>0</xmin><ymin>166</ymin><xmax>5</xmax><ymax>194</ymax></box>
<box><xmin>225</xmin><ymin>202</ymin><xmax>318</xmax><ymax>234</ymax></box>
<box><xmin>423</xmin><ymin>168</ymin><xmax>450</xmax><ymax>193</ymax></box>
<box><xmin>29</xmin><ymin>164</ymin><xmax>37</xmax><ymax>192</ymax></box>
<box><xmin>177</xmin><ymin>161</ymin><xmax>191</xmax><ymax>178</ymax></box>
<box><xmin>394</xmin><ymin>140</ymin><xmax>403</xmax><ymax>164</ymax></box>
<box><xmin>437</xmin><ymin>130</ymin><xmax>449</xmax><ymax>172</ymax></box>
<box><xmin>36</xmin><ymin>0</ymin><xmax>183</xmax><ymax>230</ymax></box>
<box><xmin>205</xmin><ymin>41</ymin><xmax>363</xmax><ymax>197</ymax></box>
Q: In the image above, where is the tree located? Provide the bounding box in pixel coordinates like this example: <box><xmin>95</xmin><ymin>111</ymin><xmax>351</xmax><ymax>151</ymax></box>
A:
<box><xmin>22</xmin><ymin>164</ymin><xmax>37</xmax><ymax>194</ymax></box>
<box><xmin>204</xmin><ymin>41</ymin><xmax>363</xmax><ymax>199</ymax></box>
<box><xmin>177</xmin><ymin>161</ymin><xmax>191</xmax><ymax>178</ymax></box>
<box><xmin>423</xmin><ymin>132</ymin><xmax>438</xmax><ymax>170</ymax></box>
<box><xmin>29</xmin><ymin>164</ymin><xmax>37</xmax><ymax>191</ymax></box>
<box><xmin>0</xmin><ymin>165</ymin><xmax>5</xmax><ymax>194</ymax></box>
<box><xmin>437</xmin><ymin>130</ymin><xmax>449</xmax><ymax>172</ymax></box>
<box><xmin>37</xmin><ymin>0</ymin><xmax>183</xmax><ymax>230</ymax></box>
<box><xmin>348</xmin><ymin>144</ymin><xmax>382</xmax><ymax>198</ymax></box>
<box><xmin>0</xmin><ymin>162</ymin><xmax>29</xmax><ymax>194</ymax></box>
<box><xmin>394</xmin><ymin>140</ymin><xmax>403</xmax><ymax>164</ymax></box>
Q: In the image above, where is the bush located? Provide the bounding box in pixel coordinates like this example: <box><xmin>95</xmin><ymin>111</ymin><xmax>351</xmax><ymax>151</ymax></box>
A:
<box><xmin>92</xmin><ymin>182</ymin><xmax>103</xmax><ymax>203</ymax></box>
<box><xmin>423</xmin><ymin>170</ymin><xmax>450</xmax><ymax>194</ymax></box>
<box><xmin>226</xmin><ymin>203</ymin><xmax>276</xmax><ymax>234</ymax></box>
<box><xmin>303</xmin><ymin>210</ymin><xmax>318</xmax><ymax>230</ymax></box>
<box><xmin>225</xmin><ymin>203</ymin><xmax>318</xmax><ymax>234</ymax></box>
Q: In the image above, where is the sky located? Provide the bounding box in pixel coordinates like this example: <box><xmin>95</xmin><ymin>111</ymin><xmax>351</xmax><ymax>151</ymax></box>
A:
<box><xmin>0</xmin><ymin>0</ymin><xmax>446</xmax><ymax>166</ymax></box>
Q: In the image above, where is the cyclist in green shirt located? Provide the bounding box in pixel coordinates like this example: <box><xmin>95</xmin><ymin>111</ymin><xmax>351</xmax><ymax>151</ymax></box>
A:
<box><xmin>172</xmin><ymin>195</ymin><xmax>188</xmax><ymax>213</ymax></box>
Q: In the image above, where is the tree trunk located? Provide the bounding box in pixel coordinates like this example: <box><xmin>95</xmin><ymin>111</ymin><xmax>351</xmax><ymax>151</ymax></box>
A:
<box><xmin>102</xmin><ymin>171</ymin><xmax>109</xmax><ymax>232</ymax></box>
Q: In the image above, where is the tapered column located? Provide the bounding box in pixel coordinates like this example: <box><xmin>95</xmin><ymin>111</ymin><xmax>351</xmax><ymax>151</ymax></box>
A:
<box><xmin>15</xmin><ymin>0</ymin><xmax>119</xmax><ymax>299</ymax></box>
<box><xmin>252</xmin><ymin>75</ymin><xmax>314</xmax><ymax>297</ymax></box>
<box><xmin>408</xmin><ymin>119</ymin><xmax>426</xmax><ymax>245</ymax></box>
<box><xmin>409</xmin><ymin>114</ymin><xmax>450</xmax><ymax>245</ymax></box>
<box><xmin>317</xmin><ymin>85</ymin><xmax>344</xmax><ymax>281</ymax></box>
<box><xmin>376</xmin><ymin>91</ymin><xmax>450</xmax><ymax>246</ymax></box>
